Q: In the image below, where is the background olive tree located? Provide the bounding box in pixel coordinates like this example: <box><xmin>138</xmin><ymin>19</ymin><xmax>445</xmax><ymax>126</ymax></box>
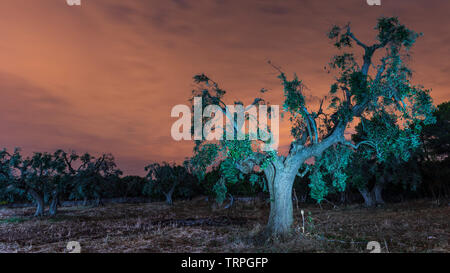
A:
<box><xmin>346</xmin><ymin>112</ymin><xmax>422</xmax><ymax>207</ymax></box>
<box><xmin>0</xmin><ymin>149</ymin><xmax>67</xmax><ymax>216</ymax></box>
<box><xmin>143</xmin><ymin>161</ymin><xmax>196</xmax><ymax>205</ymax></box>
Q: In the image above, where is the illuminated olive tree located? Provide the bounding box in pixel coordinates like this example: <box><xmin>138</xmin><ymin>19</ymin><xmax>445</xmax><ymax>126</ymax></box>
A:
<box><xmin>189</xmin><ymin>17</ymin><xmax>435</xmax><ymax>236</ymax></box>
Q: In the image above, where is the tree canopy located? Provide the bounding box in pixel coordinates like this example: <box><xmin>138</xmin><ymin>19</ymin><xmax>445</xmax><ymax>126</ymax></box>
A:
<box><xmin>187</xmin><ymin>17</ymin><xmax>436</xmax><ymax>235</ymax></box>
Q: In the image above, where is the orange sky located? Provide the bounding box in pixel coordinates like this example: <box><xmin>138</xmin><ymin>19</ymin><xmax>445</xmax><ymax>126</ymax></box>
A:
<box><xmin>0</xmin><ymin>0</ymin><xmax>449</xmax><ymax>175</ymax></box>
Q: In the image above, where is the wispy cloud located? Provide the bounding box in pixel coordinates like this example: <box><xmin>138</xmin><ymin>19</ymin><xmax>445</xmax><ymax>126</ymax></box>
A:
<box><xmin>0</xmin><ymin>0</ymin><xmax>448</xmax><ymax>174</ymax></box>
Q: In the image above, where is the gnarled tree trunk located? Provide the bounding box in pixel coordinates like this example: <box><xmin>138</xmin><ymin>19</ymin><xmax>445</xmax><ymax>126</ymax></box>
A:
<box><xmin>266</xmin><ymin>172</ymin><xmax>296</xmax><ymax>236</ymax></box>
<box><xmin>358</xmin><ymin>175</ymin><xmax>386</xmax><ymax>207</ymax></box>
<box><xmin>262</xmin><ymin>125</ymin><xmax>347</xmax><ymax>237</ymax></box>
<box><xmin>358</xmin><ymin>187</ymin><xmax>375</xmax><ymax>207</ymax></box>
<box><xmin>164</xmin><ymin>181</ymin><xmax>177</xmax><ymax>205</ymax></box>
<box><xmin>28</xmin><ymin>189</ymin><xmax>44</xmax><ymax>217</ymax></box>
<box><xmin>49</xmin><ymin>190</ymin><xmax>59</xmax><ymax>216</ymax></box>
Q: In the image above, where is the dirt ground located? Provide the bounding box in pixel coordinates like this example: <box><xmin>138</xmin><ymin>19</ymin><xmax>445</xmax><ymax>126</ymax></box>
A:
<box><xmin>0</xmin><ymin>198</ymin><xmax>448</xmax><ymax>253</ymax></box>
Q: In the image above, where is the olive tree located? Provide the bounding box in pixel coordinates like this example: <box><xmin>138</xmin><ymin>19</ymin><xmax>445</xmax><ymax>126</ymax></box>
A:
<box><xmin>420</xmin><ymin>101</ymin><xmax>450</xmax><ymax>199</ymax></box>
<box><xmin>347</xmin><ymin>111</ymin><xmax>422</xmax><ymax>206</ymax></box>
<box><xmin>189</xmin><ymin>17</ymin><xmax>435</xmax><ymax>236</ymax></box>
<box><xmin>69</xmin><ymin>153</ymin><xmax>122</xmax><ymax>206</ymax></box>
<box><xmin>143</xmin><ymin>162</ymin><xmax>192</xmax><ymax>205</ymax></box>
<box><xmin>0</xmin><ymin>149</ymin><xmax>67</xmax><ymax>216</ymax></box>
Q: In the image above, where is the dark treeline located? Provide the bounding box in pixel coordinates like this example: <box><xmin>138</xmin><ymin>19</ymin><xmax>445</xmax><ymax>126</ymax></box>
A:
<box><xmin>0</xmin><ymin>149</ymin><xmax>263</xmax><ymax>216</ymax></box>
<box><xmin>0</xmin><ymin>102</ymin><xmax>448</xmax><ymax>216</ymax></box>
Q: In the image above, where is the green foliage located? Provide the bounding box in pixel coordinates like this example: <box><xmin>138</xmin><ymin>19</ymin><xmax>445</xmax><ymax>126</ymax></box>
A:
<box><xmin>200</xmin><ymin>167</ymin><xmax>263</xmax><ymax>201</ymax></box>
<box><xmin>189</xmin><ymin>17</ymin><xmax>435</xmax><ymax>208</ymax></box>
<box><xmin>143</xmin><ymin>161</ymin><xmax>197</xmax><ymax>203</ymax></box>
<box><xmin>188</xmin><ymin>74</ymin><xmax>272</xmax><ymax>203</ymax></box>
<box><xmin>0</xmin><ymin>148</ymin><xmax>123</xmax><ymax>214</ymax></box>
<box><xmin>354</xmin><ymin>112</ymin><xmax>415</xmax><ymax>162</ymax></box>
<box><xmin>419</xmin><ymin>101</ymin><xmax>450</xmax><ymax>199</ymax></box>
<box><xmin>306</xmin><ymin>211</ymin><xmax>315</xmax><ymax>233</ymax></box>
<box><xmin>110</xmin><ymin>176</ymin><xmax>146</xmax><ymax>198</ymax></box>
<box><xmin>278</xmin><ymin>73</ymin><xmax>306</xmax><ymax>115</ymax></box>
<box><xmin>304</xmin><ymin>17</ymin><xmax>435</xmax><ymax>203</ymax></box>
<box><xmin>309</xmin><ymin>144</ymin><xmax>352</xmax><ymax>202</ymax></box>
<box><xmin>144</xmin><ymin>162</ymin><xmax>177</xmax><ymax>199</ymax></box>
<box><xmin>191</xmin><ymin>143</ymin><xmax>219</xmax><ymax>181</ymax></box>
<box><xmin>212</xmin><ymin>179</ymin><xmax>228</xmax><ymax>204</ymax></box>
<box><xmin>376</xmin><ymin>17</ymin><xmax>420</xmax><ymax>49</ymax></box>
<box><xmin>0</xmin><ymin>149</ymin><xmax>68</xmax><ymax>203</ymax></box>
<box><xmin>422</xmin><ymin>101</ymin><xmax>450</xmax><ymax>160</ymax></box>
<box><xmin>69</xmin><ymin>153</ymin><xmax>122</xmax><ymax>202</ymax></box>
<box><xmin>347</xmin><ymin>110</ymin><xmax>425</xmax><ymax>194</ymax></box>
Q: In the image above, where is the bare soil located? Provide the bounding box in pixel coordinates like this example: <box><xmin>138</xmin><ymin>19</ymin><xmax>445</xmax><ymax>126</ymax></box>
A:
<box><xmin>0</xmin><ymin>198</ymin><xmax>448</xmax><ymax>253</ymax></box>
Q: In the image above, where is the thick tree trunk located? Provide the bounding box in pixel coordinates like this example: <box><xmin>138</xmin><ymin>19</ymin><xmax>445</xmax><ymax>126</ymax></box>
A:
<box><xmin>28</xmin><ymin>189</ymin><xmax>44</xmax><ymax>217</ymax></box>
<box><xmin>373</xmin><ymin>174</ymin><xmax>388</xmax><ymax>205</ymax></box>
<box><xmin>265</xmin><ymin>166</ymin><xmax>297</xmax><ymax>237</ymax></box>
<box><xmin>164</xmin><ymin>181</ymin><xmax>177</xmax><ymax>205</ymax></box>
<box><xmin>358</xmin><ymin>187</ymin><xmax>375</xmax><ymax>207</ymax></box>
<box><xmin>340</xmin><ymin>191</ymin><xmax>347</xmax><ymax>205</ymax></box>
<box><xmin>373</xmin><ymin>182</ymin><xmax>384</xmax><ymax>205</ymax></box>
<box><xmin>263</xmin><ymin>124</ymin><xmax>347</xmax><ymax>237</ymax></box>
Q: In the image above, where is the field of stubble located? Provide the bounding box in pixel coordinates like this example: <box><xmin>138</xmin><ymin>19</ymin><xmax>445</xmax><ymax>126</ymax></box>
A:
<box><xmin>0</xmin><ymin>198</ymin><xmax>448</xmax><ymax>253</ymax></box>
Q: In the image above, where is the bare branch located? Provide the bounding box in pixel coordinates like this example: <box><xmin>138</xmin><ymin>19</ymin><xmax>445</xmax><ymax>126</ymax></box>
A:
<box><xmin>346</xmin><ymin>25</ymin><xmax>368</xmax><ymax>49</ymax></box>
<box><xmin>267</xmin><ymin>60</ymin><xmax>284</xmax><ymax>74</ymax></box>
<box><xmin>341</xmin><ymin>140</ymin><xmax>376</xmax><ymax>150</ymax></box>
<box><xmin>302</xmin><ymin>107</ymin><xmax>318</xmax><ymax>144</ymax></box>
<box><xmin>374</xmin><ymin>57</ymin><xmax>388</xmax><ymax>83</ymax></box>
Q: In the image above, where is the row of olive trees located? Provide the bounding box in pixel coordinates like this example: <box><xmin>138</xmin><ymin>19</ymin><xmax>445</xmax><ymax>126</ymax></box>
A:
<box><xmin>0</xmin><ymin>149</ymin><xmax>121</xmax><ymax>216</ymax></box>
<box><xmin>0</xmin><ymin>148</ymin><xmax>266</xmax><ymax>216</ymax></box>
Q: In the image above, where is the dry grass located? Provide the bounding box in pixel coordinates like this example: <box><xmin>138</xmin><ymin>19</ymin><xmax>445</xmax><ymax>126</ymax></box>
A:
<box><xmin>0</xmin><ymin>198</ymin><xmax>448</xmax><ymax>253</ymax></box>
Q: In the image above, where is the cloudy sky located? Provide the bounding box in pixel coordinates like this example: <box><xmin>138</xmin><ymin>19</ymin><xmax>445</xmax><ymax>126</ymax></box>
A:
<box><xmin>0</xmin><ymin>0</ymin><xmax>449</xmax><ymax>174</ymax></box>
